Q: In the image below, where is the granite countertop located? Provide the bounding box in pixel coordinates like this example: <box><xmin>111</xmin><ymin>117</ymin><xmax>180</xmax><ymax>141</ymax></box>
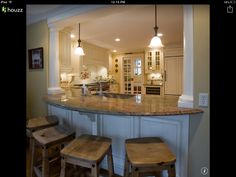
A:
<box><xmin>43</xmin><ymin>88</ymin><xmax>203</xmax><ymax>116</ymax></box>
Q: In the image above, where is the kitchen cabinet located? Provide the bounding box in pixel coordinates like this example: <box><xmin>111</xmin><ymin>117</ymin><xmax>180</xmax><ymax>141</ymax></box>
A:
<box><xmin>145</xmin><ymin>48</ymin><xmax>163</xmax><ymax>73</ymax></box>
<box><xmin>164</xmin><ymin>48</ymin><xmax>183</xmax><ymax>95</ymax></box>
<box><xmin>122</xmin><ymin>54</ymin><xmax>144</xmax><ymax>94</ymax></box>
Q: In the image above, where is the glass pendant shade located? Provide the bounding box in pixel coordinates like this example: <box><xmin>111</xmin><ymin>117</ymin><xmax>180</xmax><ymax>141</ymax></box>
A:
<box><xmin>75</xmin><ymin>46</ymin><xmax>85</xmax><ymax>55</ymax></box>
<box><xmin>149</xmin><ymin>36</ymin><xmax>163</xmax><ymax>48</ymax></box>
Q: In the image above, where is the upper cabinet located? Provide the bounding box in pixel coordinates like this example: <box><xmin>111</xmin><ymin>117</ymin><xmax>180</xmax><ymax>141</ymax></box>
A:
<box><xmin>145</xmin><ymin>48</ymin><xmax>164</xmax><ymax>73</ymax></box>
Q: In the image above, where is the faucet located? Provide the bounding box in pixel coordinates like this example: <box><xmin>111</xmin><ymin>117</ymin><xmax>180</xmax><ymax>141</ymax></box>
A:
<box><xmin>98</xmin><ymin>82</ymin><xmax>103</xmax><ymax>95</ymax></box>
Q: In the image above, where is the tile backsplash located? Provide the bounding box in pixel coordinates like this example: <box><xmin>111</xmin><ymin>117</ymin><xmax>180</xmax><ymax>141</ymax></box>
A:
<box><xmin>147</xmin><ymin>73</ymin><xmax>163</xmax><ymax>80</ymax></box>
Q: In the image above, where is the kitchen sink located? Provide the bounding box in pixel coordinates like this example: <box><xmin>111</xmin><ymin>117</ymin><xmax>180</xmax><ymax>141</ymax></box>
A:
<box><xmin>93</xmin><ymin>92</ymin><xmax>135</xmax><ymax>99</ymax></box>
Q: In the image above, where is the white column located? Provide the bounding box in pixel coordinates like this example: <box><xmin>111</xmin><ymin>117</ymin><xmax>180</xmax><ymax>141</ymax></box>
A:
<box><xmin>178</xmin><ymin>5</ymin><xmax>194</xmax><ymax>108</ymax></box>
<box><xmin>48</xmin><ymin>26</ymin><xmax>64</xmax><ymax>94</ymax></box>
<box><xmin>60</xmin><ymin>29</ymin><xmax>73</xmax><ymax>73</ymax></box>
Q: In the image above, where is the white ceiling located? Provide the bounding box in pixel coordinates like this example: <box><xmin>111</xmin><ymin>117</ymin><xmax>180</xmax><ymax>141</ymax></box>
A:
<box><xmin>27</xmin><ymin>5</ymin><xmax>183</xmax><ymax>53</ymax></box>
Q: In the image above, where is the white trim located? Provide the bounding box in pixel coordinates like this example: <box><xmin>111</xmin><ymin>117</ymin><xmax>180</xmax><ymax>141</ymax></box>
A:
<box><xmin>178</xmin><ymin>5</ymin><xmax>194</xmax><ymax>108</ymax></box>
<box><xmin>178</xmin><ymin>94</ymin><xmax>194</xmax><ymax>108</ymax></box>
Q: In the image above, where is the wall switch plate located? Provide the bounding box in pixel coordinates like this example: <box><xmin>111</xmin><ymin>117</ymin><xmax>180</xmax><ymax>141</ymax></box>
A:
<box><xmin>199</xmin><ymin>93</ymin><xmax>208</xmax><ymax>107</ymax></box>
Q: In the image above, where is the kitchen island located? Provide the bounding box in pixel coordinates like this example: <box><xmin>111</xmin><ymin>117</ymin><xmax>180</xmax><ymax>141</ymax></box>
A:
<box><xmin>44</xmin><ymin>88</ymin><xmax>203</xmax><ymax>177</ymax></box>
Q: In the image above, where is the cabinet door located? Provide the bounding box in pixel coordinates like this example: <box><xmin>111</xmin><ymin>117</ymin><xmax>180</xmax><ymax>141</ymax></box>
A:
<box><xmin>153</xmin><ymin>50</ymin><xmax>163</xmax><ymax>72</ymax></box>
<box><xmin>164</xmin><ymin>57</ymin><xmax>183</xmax><ymax>95</ymax></box>
<box><xmin>133</xmin><ymin>57</ymin><xmax>143</xmax><ymax>94</ymax></box>
<box><xmin>123</xmin><ymin>57</ymin><xmax>132</xmax><ymax>94</ymax></box>
<box><xmin>122</xmin><ymin>55</ymin><xmax>144</xmax><ymax>94</ymax></box>
<box><xmin>145</xmin><ymin>51</ymin><xmax>153</xmax><ymax>72</ymax></box>
<box><xmin>145</xmin><ymin>49</ymin><xmax>163</xmax><ymax>73</ymax></box>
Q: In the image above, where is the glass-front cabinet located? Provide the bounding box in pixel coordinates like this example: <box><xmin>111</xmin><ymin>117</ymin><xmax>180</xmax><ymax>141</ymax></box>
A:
<box><xmin>123</xmin><ymin>57</ymin><xmax>132</xmax><ymax>94</ymax></box>
<box><xmin>145</xmin><ymin>48</ymin><xmax>163</xmax><ymax>73</ymax></box>
<box><xmin>122</xmin><ymin>54</ymin><xmax>144</xmax><ymax>94</ymax></box>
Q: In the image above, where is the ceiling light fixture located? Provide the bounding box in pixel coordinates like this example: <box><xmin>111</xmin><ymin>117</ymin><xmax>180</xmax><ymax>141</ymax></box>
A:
<box><xmin>149</xmin><ymin>5</ymin><xmax>164</xmax><ymax>48</ymax></box>
<box><xmin>75</xmin><ymin>23</ymin><xmax>85</xmax><ymax>56</ymax></box>
<box><xmin>115</xmin><ymin>38</ymin><xmax>120</xmax><ymax>42</ymax></box>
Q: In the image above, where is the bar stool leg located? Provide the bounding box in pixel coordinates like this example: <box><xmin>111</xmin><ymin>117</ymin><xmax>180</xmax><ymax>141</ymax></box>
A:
<box><xmin>124</xmin><ymin>153</ymin><xmax>129</xmax><ymax>177</ymax></box>
<box><xmin>107</xmin><ymin>146</ymin><xmax>114</xmax><ymax>177</ymax></box>
<box><xmin>60</xmin><ymin>157</ymin><xmax>66</xmax><ymax>177</ymax></box>
<box><xmin>131</xmin><ymin>166</ymin><xmax>139</xmax><ymax>177</ymax></box>
<box><xmin>168</xmin><ymin>164</ymin><xmax>176</xmax><ymax>177</ymax></box>
<box><xmin>42</xmin><ymin>146</ymin><xmax>49</xmax><ymax>177</ymax></box>
<box><xmin>91</xmin><ymin>163</ymin><xmax>99</xmax><ymax>177</ymax></box>
<box><xmin>30</xmin><ymin>137</ymin><xmax>36</xmax><ymax>177</ymax></box>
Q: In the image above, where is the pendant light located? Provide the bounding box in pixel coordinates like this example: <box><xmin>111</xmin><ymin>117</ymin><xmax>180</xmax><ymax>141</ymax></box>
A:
<box><xmin>148</xmin><ymin>5</ymin><xmax>164</xmax><ymax>48</ymax></box>
<box><xmin>75</xmin><ymin>23</ymin><xmax>85</xmax><ymax>55</ymax></box>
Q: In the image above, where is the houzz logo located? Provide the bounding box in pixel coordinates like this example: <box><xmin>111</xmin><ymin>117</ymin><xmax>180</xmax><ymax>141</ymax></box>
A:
<box><xmin>2</xmin><ymin>6</ymin><xmax>6</xmax><ymax>13</ymax></box>
<box><xmin>1</xmin><ymin>6</ymin><xmax>23</xmax><ymax>13</ymax></box>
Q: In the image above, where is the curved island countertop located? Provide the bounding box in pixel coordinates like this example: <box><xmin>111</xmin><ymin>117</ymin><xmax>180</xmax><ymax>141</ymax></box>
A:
<box><xmin>43</xmin><ymin>88</ymin><xmax>203</xmax><ymax>116</ymax></box>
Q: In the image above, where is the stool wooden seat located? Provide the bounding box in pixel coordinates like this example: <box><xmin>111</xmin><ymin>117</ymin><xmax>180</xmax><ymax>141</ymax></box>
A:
<box><xmin>27</xmin><ymin>115</ymin><xmax>59</xmax><ymax>137</ymax></box>
<box><xmin>60</xmin><ymin>134</ymin><xmax>114</xmax><ymax>177</ymax></box>
<box><xmin>32</xmin><ymin>125</ymin><xmax>75</xmax><ymax>177</ymax></box>
<box><xmin>26</xmin><ymin>115</ymin><xmax>59</xmax><ymax>177</ymax></box>
<box><xmin>124</xmin><ymin>137</ymin><xmax>176</xmax><ymax>177</ymax></box>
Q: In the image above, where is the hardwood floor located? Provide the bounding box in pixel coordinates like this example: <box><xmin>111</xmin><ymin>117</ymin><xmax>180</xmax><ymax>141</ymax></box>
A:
<box><xmin>26</xmin><ymin>138</ymin><xmax>121</xmax><ymax>177</ymax></box>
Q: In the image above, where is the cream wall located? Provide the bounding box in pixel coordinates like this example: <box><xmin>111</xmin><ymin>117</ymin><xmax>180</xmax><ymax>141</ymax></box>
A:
<box><xmin>189</xmin><ymin>5</ymin><xmax>210</xmax><ymax>177</ymax></box>
<box><xmin>27</xmin><ymin>20</ymin><xmax>49</xmax><ymax>118</ymax></box>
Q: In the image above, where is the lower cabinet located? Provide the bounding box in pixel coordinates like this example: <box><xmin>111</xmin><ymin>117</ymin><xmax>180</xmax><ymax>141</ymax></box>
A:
<box><xmin>48</xmin><ymin>104</ymin><xmax>192</xmax><ymax>177</ymax></box>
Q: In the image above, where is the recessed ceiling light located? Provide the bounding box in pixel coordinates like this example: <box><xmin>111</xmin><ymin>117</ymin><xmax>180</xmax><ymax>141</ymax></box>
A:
<box><xmin>113</xmin><ymin>50</ymin><xmax>117</xmax><ymax>53</ymax></box>
<box><xmin>70</xmin><ymin>34</ymin><xmax>75</xmax><ymax>38</ymax></box>
<box><xmin>115</xmin><ymin>38</ymin><xmax>120</xmax><ymax>42</ymax></box>
<box><xmin>157</xmin><ymin>33</ymin><xmax>163</xmax><ymax>37</ymax></box>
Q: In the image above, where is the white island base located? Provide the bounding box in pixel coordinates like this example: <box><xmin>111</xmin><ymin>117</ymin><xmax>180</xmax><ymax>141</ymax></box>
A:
<box><xmin>48</xmin><ymin>104</ymin><xmax>196</xmax><ymax>177</ymax></box>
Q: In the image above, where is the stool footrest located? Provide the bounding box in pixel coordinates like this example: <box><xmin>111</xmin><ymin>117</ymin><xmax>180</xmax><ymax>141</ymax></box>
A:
<box><xmin>33</xmin><ymin>156</ymin><xmax>61</xmax><ymax>177</ymax></box>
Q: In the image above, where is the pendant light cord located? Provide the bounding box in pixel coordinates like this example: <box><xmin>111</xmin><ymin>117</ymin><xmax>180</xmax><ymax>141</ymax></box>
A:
<box><xmin>155</xmin><ymin>5</ymin><xmax>157</xmax><ymax>28</ymax></box>
<box><xmin>78</xmin><ymin>23</ymin><xmax>81</xmax><ymax>47</ymax></box>
<box><xmin>153</xmin><ymin>4</ymin><xmax>158</xmax><ymax>36</ymax></box>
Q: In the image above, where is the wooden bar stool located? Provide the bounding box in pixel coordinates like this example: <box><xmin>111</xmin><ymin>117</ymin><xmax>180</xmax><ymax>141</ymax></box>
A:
<box><xmin>60</xmin><ymin>134</ymin><xmax>114</xmax><ymax>177</ymax></box>
<box><xmin>124</xmin><ymin>137</ymin><xmax>176</xmax><ymax>177</ymax></box>
<box><xmin>26</xmin><ymin>115</ymin><xmax>59</xmax><ymax>136</ymax></box>
<box><xmin>32</xmin><ymin>125</ymin><xmax>75</xmax><ymax>177</ymax></box>
<box><xmin>26</xmin><ymin>115</ymin><xmax>59</xmax><ymax>177</ymax></box>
